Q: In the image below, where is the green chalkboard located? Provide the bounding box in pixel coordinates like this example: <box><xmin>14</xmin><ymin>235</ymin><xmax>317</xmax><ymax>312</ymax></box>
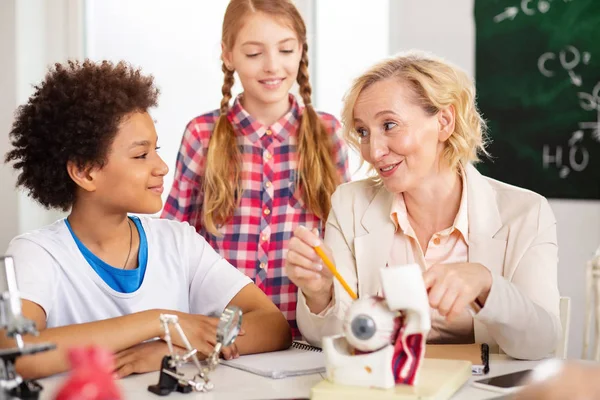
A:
<box><xmin>475</xmin><ymin>0</ymin><xmax>600</xmax><ymax>199</ymax></box>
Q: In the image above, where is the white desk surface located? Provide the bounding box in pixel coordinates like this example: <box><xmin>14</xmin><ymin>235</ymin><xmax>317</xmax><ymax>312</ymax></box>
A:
<box><xmin>38</xmin><ymin>355</ymin><xmax>539</xmax><ymax>400</ymax></box>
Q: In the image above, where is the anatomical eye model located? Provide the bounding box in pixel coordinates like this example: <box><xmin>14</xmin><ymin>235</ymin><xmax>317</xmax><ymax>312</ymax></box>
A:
<box><xmin>323</xmin><ymin>264</ymin><xmax>431</xmax><ymax>389</ymax></box>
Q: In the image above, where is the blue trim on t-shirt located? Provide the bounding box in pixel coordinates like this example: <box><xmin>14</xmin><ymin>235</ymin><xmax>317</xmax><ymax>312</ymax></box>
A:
<box><xmin>65</xmin><ymin>216</ymin><xmax>148</xmax><ymax>293</ymax></box>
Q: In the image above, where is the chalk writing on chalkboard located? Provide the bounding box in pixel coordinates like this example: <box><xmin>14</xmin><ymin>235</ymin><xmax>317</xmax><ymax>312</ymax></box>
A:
<box><xmin>493</xmin><ymin>0</ymin><xmax>574</xmax><ymax>24</ymax></box>
<box><xmin>475</xmin><ymin>0</ymin><xmax>600</xmax><ymax>199</ymax></box>
<box><xmin>539</xmin><ymin>44</ymin><xmax>599</xmax><ymax>179</ymax></box>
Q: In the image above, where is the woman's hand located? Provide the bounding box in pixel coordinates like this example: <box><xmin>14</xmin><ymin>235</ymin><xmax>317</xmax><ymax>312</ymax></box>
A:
<box><xmin>285</xmin><ymin>226</ymin><xmax>334</xmax><ymax>313</ymax></box>
<box><xmin>422</xmin><ymin>262</ymin><xmax>492</xmax><ymax>320</ymax></box>
<box><xmin>114</xmin><ymin>340</ymin><xmax>173</xmax><ymax>378</ymax></box>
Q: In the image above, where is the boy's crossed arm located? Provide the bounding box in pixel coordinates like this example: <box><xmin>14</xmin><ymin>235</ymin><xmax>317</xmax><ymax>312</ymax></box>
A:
<box><xmin>1</xmin><ymin>283</ymin><xmax>291</xmax><ymax>379</ymax></box>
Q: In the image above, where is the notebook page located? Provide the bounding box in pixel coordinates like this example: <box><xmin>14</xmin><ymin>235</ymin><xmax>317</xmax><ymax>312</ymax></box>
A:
<box><xmin>221</xmin><ymin>346</ymin><xmax>325</xmax><ymax>379</ymax></box>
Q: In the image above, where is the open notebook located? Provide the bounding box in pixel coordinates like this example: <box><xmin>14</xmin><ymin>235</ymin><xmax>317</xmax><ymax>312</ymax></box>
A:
<box><xmin>221</xmin><ymin>341</ymin><xmax>325</xmax><ymax>379</ymax></box>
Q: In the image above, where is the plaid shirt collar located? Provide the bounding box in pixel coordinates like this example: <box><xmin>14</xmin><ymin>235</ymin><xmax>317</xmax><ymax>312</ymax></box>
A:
<box><xmin>227</xmin><ymin>94</ymin><xmax>301</xmax><ymax>143</ymax></box>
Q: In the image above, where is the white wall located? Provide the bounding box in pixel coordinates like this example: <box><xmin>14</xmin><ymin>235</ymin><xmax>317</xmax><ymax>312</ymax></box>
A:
<box><xmin>389</xmin><ymin>0</ymin><xmax>475</xmax><ymax>75</ymax></box>
<box><xmin>552</xmin><ymin>200</ymin><xmax>600</xmax><ymax>359</ymax></box>
<box><xmin>314</xmin><ymin>0</ymin><xmax>389</xmax><ymax>179</ymax></box>
<box><xmin>1</xmin><ymin>0</ymin><xmax>79</xmax><ymax>252</ymax></box>
<box><xmin>388</xmin><ymin>0</ymin><xmax>600</xmax><ymax>359</ymax></box>
<box><xmin>0</xmin><ymin>0</ymin><xmax>19</xmax><ymax>252</ymax></box>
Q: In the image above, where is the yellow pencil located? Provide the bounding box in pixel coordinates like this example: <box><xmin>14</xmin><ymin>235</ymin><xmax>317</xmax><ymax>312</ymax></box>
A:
<box><xmin>314</xmin><ymin>246</ymin><xmax>358</xmax><ymax>300</ymax></box>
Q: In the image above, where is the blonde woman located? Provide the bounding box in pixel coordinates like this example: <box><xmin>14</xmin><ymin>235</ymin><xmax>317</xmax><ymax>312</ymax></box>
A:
<box><xmin>285</xmin><ymin>51</ymin><xmax>561</xmax><ymax>360</ymax></box>
<box><xmin>162</xmin><ymin>0</ymin><xmax>350</xmax><ymax>338</ymax></box>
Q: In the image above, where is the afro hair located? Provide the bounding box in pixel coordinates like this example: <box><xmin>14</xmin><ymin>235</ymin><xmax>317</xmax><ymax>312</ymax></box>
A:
<box><xmin>4</xmin><ymin>59</ymin><xmax>159</xmax><ymax>211</ymax></box>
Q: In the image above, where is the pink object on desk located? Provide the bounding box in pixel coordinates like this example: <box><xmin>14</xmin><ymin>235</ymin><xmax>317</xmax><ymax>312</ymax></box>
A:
<box><xmin>54</xmin><ymin>346</ymin><xmax>121</xmax><ymax>400</ymax></box>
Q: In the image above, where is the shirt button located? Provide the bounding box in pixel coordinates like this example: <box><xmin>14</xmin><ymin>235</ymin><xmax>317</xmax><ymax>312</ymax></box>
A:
<box><xmin>263</xmin><ymin>208</ymin><xmax>271</xmax><ymax>215</ymax></box>
<box><xmin>265</xmin><ymin>151</ymin><xmax>272</xmax><ymax>160</ymax></box>
<box><xmin>259</xmin><ymin>262</ymin><xmax>267</xmax><ymax>269</ymax></box>
<box><xmin>261</xmin><ymin>234</ymin><xmax>269</xmax><ymax>241</ymax></box>
<box><xmin>265</xmin><ymin>181</ymin><xmax>272</xmax><ymax>188</ymax></box>
<box><xmin>266</xmin><ymin>129</ymin><xmax>272</xmax><ymax>136</ymax></box>
<box><xmin>433</xmin><ymin>237</ymin><xmax>441</xmax><ymax>245</ymax></box>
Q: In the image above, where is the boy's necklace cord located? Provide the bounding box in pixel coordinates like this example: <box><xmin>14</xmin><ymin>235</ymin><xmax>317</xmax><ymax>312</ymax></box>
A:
<box><xmin>122</xmin><ymin>218</ymin><xmax>132</xmax><ymax>269</ymax></box>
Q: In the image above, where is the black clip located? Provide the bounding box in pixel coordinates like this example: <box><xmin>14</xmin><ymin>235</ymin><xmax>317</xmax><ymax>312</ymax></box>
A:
<box><xmin>148</xmin><ymin>356</ymin><xmax>192</xmax><ymax>396</ymax></box>
<box><xmin>481</xmin><ymin>343</ymin><xmax>490</xmax><ymax>375</ymax></box>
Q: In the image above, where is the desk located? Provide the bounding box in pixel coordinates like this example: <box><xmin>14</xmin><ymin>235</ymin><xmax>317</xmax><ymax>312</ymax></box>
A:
<box><xmin>38</xmin><ymin>355</ymin><xmax>539</xmax><ymax>400</ymax></box>
<box><xmin>452</xmin><ymin>356</ymin><xmax>538</xmax><ymax>400</ymax></box>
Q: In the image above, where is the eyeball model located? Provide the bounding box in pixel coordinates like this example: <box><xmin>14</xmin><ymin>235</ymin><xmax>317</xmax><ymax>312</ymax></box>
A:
<box><xmin>343</xmin><ymin>297</ymin><xmax>397</xmax><ymax>352</ymax></box>
<box><xmin>323</xmin><ymin>264</ymin><xmax>432</xmax><ymax>389</ymax></box>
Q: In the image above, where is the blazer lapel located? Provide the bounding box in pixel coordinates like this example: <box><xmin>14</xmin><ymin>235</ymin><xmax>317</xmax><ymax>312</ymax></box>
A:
<box><xmin>465</xmin><ymin>164</ymin><xmax>509</xmax><ymax>347</ymax></box>
<box><xmin>468</xmin><ymin>235</ymin><xmax>508</xmax><ymax>276</ymax></box>
<box><xmin>465</xmin><ymin>164</ymin><xmax>508</xmax><ymax>274</ymax></box>
<box><xmin>354</xmin><ymin>186</ymin><xmax>396</xmax><ymax>297</ymax></box>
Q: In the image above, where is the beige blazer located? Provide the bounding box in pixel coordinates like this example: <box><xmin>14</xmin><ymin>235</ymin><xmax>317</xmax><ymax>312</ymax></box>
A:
<box><xmin>297</xmin><ymin>164</ymin><xmax>561</xmax><ymax>360</ymax></box>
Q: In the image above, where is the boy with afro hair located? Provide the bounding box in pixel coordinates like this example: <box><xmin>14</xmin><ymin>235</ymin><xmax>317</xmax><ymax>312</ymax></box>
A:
<box><xmin>3</xmin><ymin>60</ymin><xmax>291</xmax><ymax>379</ymax></box>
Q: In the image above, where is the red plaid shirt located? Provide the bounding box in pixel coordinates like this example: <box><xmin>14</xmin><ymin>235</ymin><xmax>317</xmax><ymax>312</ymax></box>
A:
<box><xmin>162</xmin><ymin>94</ymin><xmax>350</xmax><ymax>337</ymax></box>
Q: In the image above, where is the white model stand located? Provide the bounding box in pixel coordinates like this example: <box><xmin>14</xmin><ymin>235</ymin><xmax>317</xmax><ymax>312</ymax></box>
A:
<box><xmin>323</xmin><ymin>264</ymin><xmax>431</xmax><ymax>389</ymax></box>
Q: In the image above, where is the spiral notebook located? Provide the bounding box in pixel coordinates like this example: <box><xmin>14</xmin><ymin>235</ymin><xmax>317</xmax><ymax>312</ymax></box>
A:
<box><xmin>221</xmin><ymin>341</ymin><xmax>325</xmax><ymax>379</ymax></box>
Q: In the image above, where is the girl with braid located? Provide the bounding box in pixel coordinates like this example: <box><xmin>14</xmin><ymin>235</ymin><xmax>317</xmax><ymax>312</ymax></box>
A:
<box><xmin>162</xmin><ymin>0</ymin><xmax>350</xmax><ymax>338</ymax></box>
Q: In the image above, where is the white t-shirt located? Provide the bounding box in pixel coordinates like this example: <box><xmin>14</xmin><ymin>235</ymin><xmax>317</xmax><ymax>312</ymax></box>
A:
<box><xmin>5</xmin><ymin>217</ymin><xmax>252</xmax><ymax>328</ymax></box>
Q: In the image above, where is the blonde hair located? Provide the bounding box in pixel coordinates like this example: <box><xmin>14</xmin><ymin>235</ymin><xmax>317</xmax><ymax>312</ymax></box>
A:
<box><xmin>203</xmin><ymin>0</ymin><xmax>341</xmax><ymax>235</ymax></box>
<box><xmin>341</xmin><ymin>50</ymin><xmax>489</xmax><ymax>173</ymax></box>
